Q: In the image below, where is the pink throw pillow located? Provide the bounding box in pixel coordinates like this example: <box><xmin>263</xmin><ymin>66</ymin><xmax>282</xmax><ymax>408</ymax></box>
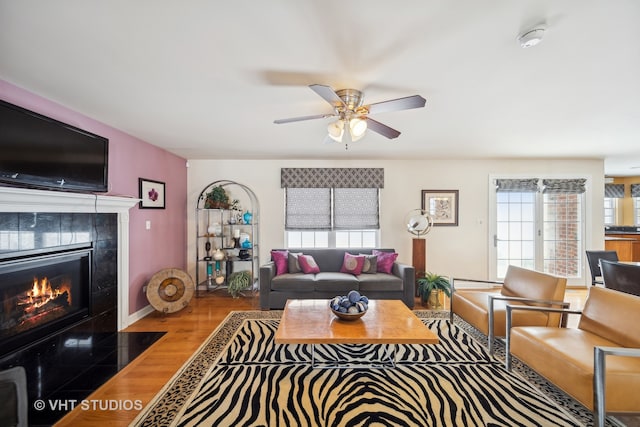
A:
<box><xmin>298</xmin><ymin>254</ymin><xmax>320</xmax><ymax>274</ymax></box>
<box><xmin>372</xmin><ymin>250</ymin><xmax>398</xmax><ymax>274</ymax></box>
<box><xmin>271</xmin><ymin>250</ymin><xmax>289</xmax><ymax>276</ymax></box>
<box><xmin>340</xmin><ymin>253</ymin><xmax>365</xmax><ymax>275</ymax></box>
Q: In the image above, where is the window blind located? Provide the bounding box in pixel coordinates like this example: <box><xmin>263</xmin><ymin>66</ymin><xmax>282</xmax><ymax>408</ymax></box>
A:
<box><xmin>334</xmin><ymin>188</ymin><xmax>379</xmax><ymax>230</ymax></box>
<box><xmin>604</xmin><ymin>184</ymin><xmax>625</xmax><ymax>198</ymax></box>
<box><xmin>285</xmin><ymin>188</ymin><xmax>331</xmax><ymax>230</ymax></box>
<box><xmin>542</xmin><ymin>179</ymin><xmax>586</xmax><ymax>194</ymax></box>
<box><xmin>495</xmin><ymin>178</ymin><xmax>539</xmax><ymax>192</ymax></box>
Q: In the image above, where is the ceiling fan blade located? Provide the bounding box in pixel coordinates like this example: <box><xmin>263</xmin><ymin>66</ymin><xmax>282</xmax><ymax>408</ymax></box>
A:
<box><xmin>366</xmin><ymin>118</ymin><xmax>401</xmax><ymax>139</ymax></box>
<box><xmin>309</xmin><ymin>84</ymin><xmax>346</xmax><ymax>109</ymax></box>
<box><xmin>274</xmin><ymin>113</ymin><xmax>334</xmax><ymax>124</ymax></box>
<box><xmin>364</xmin><ymin>95</ymin><xmax>426</xmax><ymax>115</ymax></box>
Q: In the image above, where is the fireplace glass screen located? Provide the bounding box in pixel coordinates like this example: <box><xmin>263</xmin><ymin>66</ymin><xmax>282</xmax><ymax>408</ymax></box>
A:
<box><xmin>0</xmin><ymin>249</ymin><xmax>91</xmax><ymax>356</ymax></box>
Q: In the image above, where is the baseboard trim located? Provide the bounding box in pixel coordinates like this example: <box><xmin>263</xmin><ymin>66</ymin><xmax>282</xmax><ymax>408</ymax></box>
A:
<box><xmin>127</xmin><ymin>304</ymin><xmax>155</xmax><ymax>328</ymax></box>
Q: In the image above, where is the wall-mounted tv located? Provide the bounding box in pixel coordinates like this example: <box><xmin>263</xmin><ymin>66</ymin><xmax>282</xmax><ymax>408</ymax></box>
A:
<box><xmin>0</xmin><ymin>99</ymin><xmax>109</xmax><ymax>193</ymax></box>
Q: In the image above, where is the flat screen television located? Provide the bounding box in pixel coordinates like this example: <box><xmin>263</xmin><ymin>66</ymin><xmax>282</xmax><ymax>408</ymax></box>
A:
<box><xmin>0</xmin><ymin>99</ymin><xmax>109</xmax><ymax>193</ymax></box>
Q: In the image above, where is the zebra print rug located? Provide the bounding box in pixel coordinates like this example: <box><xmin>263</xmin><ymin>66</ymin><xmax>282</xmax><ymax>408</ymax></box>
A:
<box><xmin>131</xmin><ymin>310</ymin><xmax>598</xmax><ymax>427</ymax></box>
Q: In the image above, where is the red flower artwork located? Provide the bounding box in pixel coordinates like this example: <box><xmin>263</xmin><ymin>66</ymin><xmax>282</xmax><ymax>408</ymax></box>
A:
<box><xmin>148</xmin><ymin>188</ymin><xmax>159</xmax><ymax>202</ymax></box>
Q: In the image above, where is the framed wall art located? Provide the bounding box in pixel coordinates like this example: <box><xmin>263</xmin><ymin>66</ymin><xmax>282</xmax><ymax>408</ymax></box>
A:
<box><xmin>139</xmin><ymin>178</ymin><xmax>166</xmax><ymax>209</ymax></box>
<box><xmin>421</xmin><ymin>190</ymin><xmax>458</xmax><ymax>226</ymax></box>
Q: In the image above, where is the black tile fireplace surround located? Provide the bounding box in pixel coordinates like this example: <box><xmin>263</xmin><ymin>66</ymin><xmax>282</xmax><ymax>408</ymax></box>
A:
<box><xmin>0</xmin><ymin>212</ymin><xmax>119</xmax><ymax>357</ymax></box>
<box><xmin>0</xmin><ymin>212</ymin><xmax>163</xmax><ymax>425</ymax></box>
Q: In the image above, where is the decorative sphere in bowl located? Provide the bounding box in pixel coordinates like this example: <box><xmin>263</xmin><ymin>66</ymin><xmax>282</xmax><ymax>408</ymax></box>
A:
<box><xmin>330</xmin><ymin>291</ymin><xmax>368</xmax><ymax>321</ymax></box>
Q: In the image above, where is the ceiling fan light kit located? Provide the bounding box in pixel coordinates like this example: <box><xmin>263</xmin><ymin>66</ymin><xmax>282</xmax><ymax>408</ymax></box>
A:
<box><xmin>327</xmin><ymin>120</ymin><xmax>344</xmax><ymax>142</ymax></box>
<box><xmin>518</xmin><ymin>25</ymin><xmax>546</xmax><ymax>48</ymax></box>
<box><xmin>274</xmin><ymin>84</ymin><xmax>426</xmax><ymax>147</ymax></box>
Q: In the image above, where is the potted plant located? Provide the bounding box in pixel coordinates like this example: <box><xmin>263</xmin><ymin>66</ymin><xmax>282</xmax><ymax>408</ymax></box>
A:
<box><xmin>227</xmin><ymin>270</ymin><xmax>252</xmax><ymax>298</ymax></box>
<box><xmin>204</xmin><ymin>185</ymin><xmax>230</xmax><ymax>209</ymax></box>
<box><xmin>417</xmin><ymin>272</ymin><xmax>451</xmax><ymax>309</ymax></box>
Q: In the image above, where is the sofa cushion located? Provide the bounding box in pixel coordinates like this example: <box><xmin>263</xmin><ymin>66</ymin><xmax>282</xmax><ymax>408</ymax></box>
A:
<box><xmin>314</xmin><ymin>272</ymin><xmax>359</xmax><ymax>292</ymax></box>
<box><xmin>298</xmin><ymin>254</ymin><xmax>320</xmax><ymax>274</ymax></box>
<box><xmin>340</xmin><ymin>253</ymin><xmax>365</xmax><ymax>275</ymax></box>
<box><xmin>373</xmin><ymin>249</ymin><xmax>398</xmax><ymax>274</ymax></box>
<box><xmin>270</xmin><ymin>273</ymin><xmax>316</xmax><ymax>291</ymax></box>
<box><xmin>453</xmin><ymin>290</ymin><xmax>549</xmax><ymax>336</ymax></box>
<box><xmin>510</xmin><ymin>325</ymin><xmax>640</xmax><ymax>411</ymax></box>
<box><xmin>357</xmin><ymin>273</ymin><xmax>403</xmax><ymax>292</ymax></box>
<box><xmin>360</xmin><ymin>254</ymin><xmax>378</xmax><ymax>274</ymax></box>
<box><xmin>271</xmin><ymin>250</ymin><xmax>289</xmax><ymax>276</ymax></box>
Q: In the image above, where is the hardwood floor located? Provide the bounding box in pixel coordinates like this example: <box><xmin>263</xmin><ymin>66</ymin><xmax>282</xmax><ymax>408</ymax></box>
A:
<box><xmin>55</xmin><ymin>288</ymin><xmax>588</xmax><ymax>426</ymax></box>
<box><xmin>55</xmin><ymin>291</ymin><xmax>259</xmax><ymax>426</ymax></box>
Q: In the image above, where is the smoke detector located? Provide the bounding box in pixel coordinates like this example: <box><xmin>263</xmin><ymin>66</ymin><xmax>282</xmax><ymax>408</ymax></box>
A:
<box><xmin>518</xmin><ymin>26</ymin><xmax>546</xmax><ymax>48</ymax></box>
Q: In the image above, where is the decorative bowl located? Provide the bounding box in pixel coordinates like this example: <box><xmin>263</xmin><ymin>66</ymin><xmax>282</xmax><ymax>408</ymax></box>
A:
<box><xmin>330</xmin><ymin>307</ymin><xmax>366</xmax><ymax>321</ymax></box>
<box><xmin>329</xmin><ymin>291</ymin><xmax>368</xmax><ymax>321</ymax></box>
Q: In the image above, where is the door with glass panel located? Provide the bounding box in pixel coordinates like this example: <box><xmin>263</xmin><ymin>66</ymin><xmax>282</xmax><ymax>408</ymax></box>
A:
<box><xmin>490</xmin><ymin>178</ymin><xmax>586</xmax><ymax>282</ymax></box>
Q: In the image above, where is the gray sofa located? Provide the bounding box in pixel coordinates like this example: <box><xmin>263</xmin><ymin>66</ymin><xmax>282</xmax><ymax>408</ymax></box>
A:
<box><xmin>259</xmin><ymin>248</ymin><xmax>415</xmax><ymax>310</ymax></box>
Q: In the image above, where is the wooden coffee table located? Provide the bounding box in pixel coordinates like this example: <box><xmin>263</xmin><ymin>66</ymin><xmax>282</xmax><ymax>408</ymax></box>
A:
<box><xmin>274</xmin><ymin>299</ymin><xmax>438</xmax><ymax>368</ymax></box>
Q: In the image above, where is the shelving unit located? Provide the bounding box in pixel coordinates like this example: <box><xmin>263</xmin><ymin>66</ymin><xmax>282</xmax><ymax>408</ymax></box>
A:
<box><xmin>195</xmin><ymin>180</ymin><xmax>259</xmax><ymax>297</ymax></box>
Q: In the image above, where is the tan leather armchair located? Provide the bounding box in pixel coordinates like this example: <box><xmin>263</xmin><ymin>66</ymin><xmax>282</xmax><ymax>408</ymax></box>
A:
<box><xmin>450</xmin><ymin>265</ymin><xmax>568</xmax><ymax>354</ymax></box>
<box><xmin>506</xmin><ymin>287</ymin><xmax>640</xmax><ymax>427</ymax></box>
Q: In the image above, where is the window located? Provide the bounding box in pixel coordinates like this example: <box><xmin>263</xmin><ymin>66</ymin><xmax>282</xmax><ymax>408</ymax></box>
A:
<box><xmin>285</xmin><ymin>188</ymin><xmax>380</xmax><ymax>249</ymax></box>
<box><xmin>632</xmin><ymin>184</ymin><xmax>640</xmax><ymax>226</ymax></box>
<box><xmin>604</xmin><ymin>183</ymin><xmax>624</xmax><ymax>225</ymax></box>
<box><xmin>286</xmin><ymin>230</ymin><xmax>378</xmax><ymax>249</ymax></box>
<box><xmin>281</xmin><ymin>167</ymin><xmax>384</xmax><ymax>249</ymax></box>
<box><xmin>491</xmin><ymin>177</ymin><xmax>586</xmax><ymax>281</ymax></box>
<box><xmin>603</xmin><ymin>197</ymin><xmax>616</xmax><ymax>225</ymax></box>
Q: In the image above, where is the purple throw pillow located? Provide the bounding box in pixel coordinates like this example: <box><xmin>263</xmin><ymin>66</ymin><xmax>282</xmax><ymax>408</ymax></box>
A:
<box><xmin>340</xmin><ymin>253</ymin><xmax>365</xmax><ymax>275</ymax></box>
<box><xmin>271</xmin><ymin>250</ymin><xmax>289</xmax><ymax>276</ymax></box>
<box><xmin>298</xmin><ymin>254</ymin><xmax>320</xmax><ymax>274</ymax></box>
<box><xmin>372</xmin><ymin>250</ymin><xmax>398</xmax><ymax>274</ymax></box>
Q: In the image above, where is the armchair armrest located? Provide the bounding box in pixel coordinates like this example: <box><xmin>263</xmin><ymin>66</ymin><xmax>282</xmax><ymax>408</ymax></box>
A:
<box><xmin>393</xmin><ymin>262</ymin><xmax>415</xmax><ymax>309</ymax></box>
<box><xmin>449</xmin><ymin>277</ymin><xmax>504</xmax><ymax>323</ymax></box>
<box><xmin>504</xmin><ymin>304</ymin><xmax>578</xmax><ymax>370</ymax></box>
<box><xmin>487</xmin><ymin>295</ymin><xmax>570</xmax><ymax>355</ymax></box>
<box><xmin>259</xmin><ymin>262</ymin><xmax>276</xmax><ymax>310</ymax></box>
<box><xmin>451</xmin><ymin>277</ymin><xmax>503</xmax><ymax>291</ymax></box>
<box><xmin>594</xmin><ymin>346</ymin><xmax>640</xmax><ymax>427</ymax></box>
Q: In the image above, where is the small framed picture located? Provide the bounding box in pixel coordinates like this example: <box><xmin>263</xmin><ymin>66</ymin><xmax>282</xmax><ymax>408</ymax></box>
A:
<box><xmin>139</xmin><ymin>178</ymin><xmax>165</xmax><ymax>209</ymax></box>
<box><xmin>422</xmin><ymin>190</ymin><xmax>458</xmax><ymax>226</ymax></box>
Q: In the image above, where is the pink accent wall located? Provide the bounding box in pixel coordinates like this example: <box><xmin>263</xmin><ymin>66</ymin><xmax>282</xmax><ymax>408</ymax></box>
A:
<box><xmin>1</xmin><ymin>80</ymin><xmax>188</xmax><ymax>314</ymax></box>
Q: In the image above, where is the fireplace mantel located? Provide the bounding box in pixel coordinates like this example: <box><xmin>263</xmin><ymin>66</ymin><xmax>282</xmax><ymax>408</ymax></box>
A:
<box><xmin>0</xmin><ymin>186</ymin><xmax>139</xmax><ymax>330</ymax></box>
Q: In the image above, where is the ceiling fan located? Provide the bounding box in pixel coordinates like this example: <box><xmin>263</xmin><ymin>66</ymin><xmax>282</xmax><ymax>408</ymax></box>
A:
<box><xmin>274</xmin><ymin>84</ymin><xmax>426</xmax><ymax>144</ymax></box>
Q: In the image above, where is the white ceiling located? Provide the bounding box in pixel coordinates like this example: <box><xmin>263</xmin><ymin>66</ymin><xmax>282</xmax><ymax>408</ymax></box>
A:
<box><xmin>1</xmin><ymin>1</ymin><xmax>639</xmax><ymax>176</ymax></box>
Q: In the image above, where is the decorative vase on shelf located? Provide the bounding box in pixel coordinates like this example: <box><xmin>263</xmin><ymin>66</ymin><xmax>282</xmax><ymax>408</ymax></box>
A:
<box><xmin>243</xmin><ymin>211</ymin><xmax>252</xmax><ymax>224</ymax></box>
<box><xmin>213</xmin><ymin>248</ymin><xmax>225</xmax><ymax>261</ymax></box>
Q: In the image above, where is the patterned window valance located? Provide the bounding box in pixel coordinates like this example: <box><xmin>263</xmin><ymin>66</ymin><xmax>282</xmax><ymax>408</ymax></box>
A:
<box><xmin>495</xmin><ymin>179</ymin><xmax>539</xmax><ymax>193</ymax></box>
<box><xmin>281</xmin><ymin>168</ymin><xmax>384</xmax><ymax>188</ymax></box>
<box><xmin>631</xmin><ymin>184</ymin><xmax>640</xmax><ymax>198</ymax></box>
<box><xmin>542</xmin><ymin>179</ymin><xmax>586</xmax><ymax>194</ymax></box>
<box><xmin>605</xmin><ymin>183</ymin><xmax>625</xmax><ymax>198</ymax></box>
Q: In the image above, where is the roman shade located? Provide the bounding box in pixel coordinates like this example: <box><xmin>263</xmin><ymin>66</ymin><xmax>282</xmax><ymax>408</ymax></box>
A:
<box><xmin>604</xmin><ymin>184</ymin><xmax>625</xmax><ymax>198</ymax></box>
<box><xmin>495</xmin><ymin>179</ymin><xmax>539</xmax><ymax>193</ymax></box>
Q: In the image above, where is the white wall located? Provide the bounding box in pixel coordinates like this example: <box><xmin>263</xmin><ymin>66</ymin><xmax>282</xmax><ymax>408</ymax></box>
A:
<box><xmin>187</xmin><ymin>158</ymin><xmax>604</xmax><ymax>284</ymax></box>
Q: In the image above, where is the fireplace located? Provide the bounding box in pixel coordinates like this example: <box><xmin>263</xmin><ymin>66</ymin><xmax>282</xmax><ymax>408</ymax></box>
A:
<box><xmin>0</xmin><ymin>246</ymin><xmax>91</xmax><ymax>358</ymax></box>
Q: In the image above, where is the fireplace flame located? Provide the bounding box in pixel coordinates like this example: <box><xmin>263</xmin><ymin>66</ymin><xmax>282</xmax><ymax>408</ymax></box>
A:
<box><xmin>27</xmin><ymin>277</ymin><xmax>71</xmax><ymax>308</ymax></box>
